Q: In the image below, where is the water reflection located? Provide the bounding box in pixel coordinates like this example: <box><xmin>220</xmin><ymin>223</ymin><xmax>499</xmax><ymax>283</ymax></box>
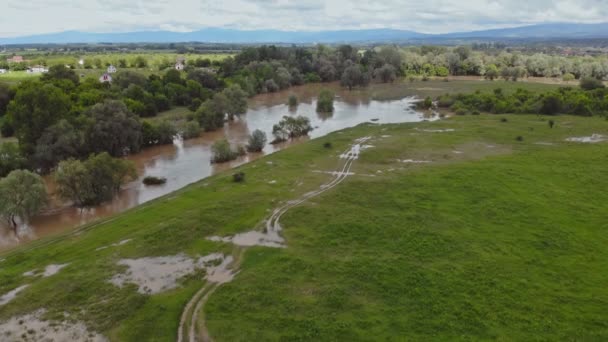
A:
<box><xmin>0</xmin><ymin>82</ymin><xmax>431</xmax><ymax>250</ymax></box>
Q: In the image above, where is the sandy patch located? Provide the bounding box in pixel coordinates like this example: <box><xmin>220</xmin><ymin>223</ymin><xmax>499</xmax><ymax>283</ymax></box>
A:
<box><xmin>566</xmin><ymin>134</ymin><xmax>605</xmax><ymax>143</ymax></box>
<box><xmin>0</xmin><ymin>309</ymin><xmax>107</xmax><ymax>342</ymax></box>
<box><xmin>110</xmin><ymin>253</ymin><xmax>226</xmax><ymax>294</ymax></box>
<box><xmin>0</xmin><ymin>285</ymin><xmax>30</xmax><ymax>306</ymax></box>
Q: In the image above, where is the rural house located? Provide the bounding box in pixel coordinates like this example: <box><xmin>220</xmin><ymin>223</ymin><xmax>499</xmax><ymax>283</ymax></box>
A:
<box><xmin>0</xmin><ymin>69</ymin><xmax>6</xmax><ymax>74</ymax></box>
<box><xmin>28</xmin><ymin>65</ymin><xmax>48</xmax><ymax>73</ymax></box>
<box><xmin>99</xmin><ymin>73</ymin><xmax>112</xmax><ymax>83</ymax></box>
<box><xmin>107</xmin><ymin>65</ymin><xmax>117</xmax><ymax>73</ymax></box>
<box><xmin>6</xmin><ymin>55</ymin><xmax>23</xmax><ymax>63</ymax></box>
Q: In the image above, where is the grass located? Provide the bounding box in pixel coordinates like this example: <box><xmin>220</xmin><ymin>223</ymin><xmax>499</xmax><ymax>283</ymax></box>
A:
<box><xmin>0</xmin><ymin>112</ymin><xmax>607</xmax><ymax>340</ymax></box>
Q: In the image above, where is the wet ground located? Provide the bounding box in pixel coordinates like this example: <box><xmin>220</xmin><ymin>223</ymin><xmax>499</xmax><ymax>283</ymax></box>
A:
<box><xmin>0</xmin><ymin>83</ymin><xmax>430</xmax><ymax>250</ymax></box>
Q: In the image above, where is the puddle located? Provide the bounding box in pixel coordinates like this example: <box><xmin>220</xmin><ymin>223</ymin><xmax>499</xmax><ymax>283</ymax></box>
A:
<box><xmin>96</xmin><ymin>239</ymin><xmax>133</xmax><ymax>251</ymax></box>
<box><xmin>415</xmin><ymin>128</ymin><xmax>455</xmax><ymax>133</ymax></box>
<box><xmin>566</xmin><ymin>134</ymin><xmax>605</xmax><ymax>143</ymax></box>
<box><xmin>0</xmin><ymin>285</ymin><xmax>30</xmax><ymax>306</ymax></box>
<box><xmin>452</xmin><ymin>150</ymin><xmax>464</xmax><ymax>154</ymax></box>
<box><xmin>205</xmin><ymin>256</ymin><xmax>236</xmax><ymax>284</ymax></box>
<box><xmin>110</xmin><ymin>253</ymin><xmax>226</xmax><ymax>294</ymax></box>
<box><xmin>397</xmin><ymin>159</ymin><xmax>432</xmax><ymax>164</ymax></box>
<box><xmin>0</xmin><ymin>309</ymin><xmax>107</xmax><ymax>341</ymax></box>
<box><xmin>208</xmin><ymin>231</ymin><xmax>285</xmax><ymax>248</ymax></box>
<box><xmin>23</xmin><ymin>263</ymin><xmax>70</xmax><ymax>278</ymax></box>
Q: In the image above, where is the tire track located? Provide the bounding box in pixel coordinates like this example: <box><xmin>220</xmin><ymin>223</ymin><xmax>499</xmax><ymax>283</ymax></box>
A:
<box><xmin>179</xmin><ymin>137</ymin><xmax>371</xmax><ymax>342</ymax></box>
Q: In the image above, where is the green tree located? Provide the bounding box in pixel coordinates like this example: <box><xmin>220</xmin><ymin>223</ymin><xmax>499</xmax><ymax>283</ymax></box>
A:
<box><xmin>7</xmin><ymin>81</ymin><xmax>71</xmax><ymax>155</ymax></box>
<box><xmin>0</xmin><ymin>83</ymin><xmax>13</xmax><ymax>117</ymax></box>
<box><xmin>0</xmin><ymin>170</ymin><xmax>47</xmax><ymax>232</ymax></box>
<box><xmin>341</xmin><ymin>64</ymin><xmax>370</xmax><ymax>90</ymax></box>
<box><xmin>272</xmin><ymin>115</ymin><xmax>313</xmax><ymax>143</ymax></box>
<box><xmin>33</xmin><ymin>120</ymin><xmax>84</xmax><ymax>173</ymax></box>
<box><xmin>55</xmin><ymin>153</ymin><xmax>136</xmax><ymax>208</ymax></box>
<box><xmin>222</xmin><ymin>85</ymin><xmax>248</xmax><ymax>120</ymax></box>
<box><xmin>41</xmin><ymin>64</ymin><xmax>79</xmax><ymax>85</ymax></box>
<box><xmin>317</xmin><ymin>90</ymin><xmax>334</xmax><ymax>113</ymax></box>
<box><xmin>246</xmin><ymin>129</ymin><xmax>267</xmax><ymax>152</ymax></box>
<box><xmin>86</xmin><ymin>100</ymin><xmax>142</xmax><ymax>157</ymax></box>
<box><xmin>373</xmin><ymin>64</ymin><xmax>397</xmax><ymax>83</ymax></box>
<box><xmin>211</xmin><ymin>139</ymin><xmax>244</xmax><ymax>163</ymax></box>
<box><xmin>0</xmin><ymin>142</ymin><xmax>27</xmax><ymax>177</ymax></box>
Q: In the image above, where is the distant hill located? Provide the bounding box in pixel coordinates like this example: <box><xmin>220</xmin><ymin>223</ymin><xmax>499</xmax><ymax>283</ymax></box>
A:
<box><xmin>1</xmin><ymin>23</ymin><xmax>608</xmax><ymax>44</ymax></box>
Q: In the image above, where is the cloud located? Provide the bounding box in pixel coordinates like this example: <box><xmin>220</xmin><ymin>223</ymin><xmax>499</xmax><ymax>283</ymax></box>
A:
<box><xmin>0</xmin><ymin>0</ymin><xmax>606</xmax><ymax>37</ymax></box>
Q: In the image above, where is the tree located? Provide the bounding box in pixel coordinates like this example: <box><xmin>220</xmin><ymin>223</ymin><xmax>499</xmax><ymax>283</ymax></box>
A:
<box><xmin>246</xmin><ymin>129</ymin><xmax>267</xmax><ymax>152</ymax></box>
<box><xmin>41</xmin><ymin>65</ymin><xmax>79</xmax><ymax>85</ymax></box>
<box><xmin>341</xmin><ymin>64</ymin><xmax>370</xmax><ymax>90</ymax></box>
<box><xmin>0</xmin><ymin>170</ymin><xmax>47</xmax><ymax>233</ymax></box>
<box><xmin>272</xmin><ymin>116</ymin><xmax>313</xmax><ymax>143</ymax></box>
<box><xmin>580</xmin><ymin>77</ymin><xmax>605</xmax><ymax>91</ymax></box>
<box><xmin>7</xmin><ymin>81</ymin><xmax>71</xmax><ymax>155</ymax></box>
<box><xmin>0</xmin><ymin>142</ymin><xmax>26</xmax><ymax>178</ymax></box>
<box><xmin>317</xmin><ymin>90</ymin><xmax>334</xmax><ymax>113</ymax></box>
<box><xmin>179</xmin><ymin>121</ymin><xmax>201</xmax><ymax>140</ymax></box>
<box><xmin>211</xmin><ymin>139</ymin><xmax>244</xmax><ymax>163</ymax></box>
<box><xmin>485</xmin><ymin>64</ymin><xmax>499</xmax><ymax>80</ymax></box>
<box><xmin>196</xmin><ymin>93</ymin><xmax>228</xmax><ymax>131</ymax></box>
<box><xmin>55</xmin><ymin>153</ymin><xmax>136</xmax><ymax>208</ymax></box>
<box><xmin>86</xmin><ymin>100</ymin><xmax>142</xmax><ymax>157</ymax></box>
<box><xmin>0</xmin><ymin>83</ymin><xmax>13</xmax><ymax>117</ymax></box>
<box><xmin>33</xmin><ymin>120</ymin><xmax>84</xmax><ymax>173</ymax></box>
<box><xmin>163</xmin><ymin>69</ymin><xmax>183</xmax><ymax>85</ymax></box>
<box><xmin>222</xmin><ymin>85</ymin><xmax>248</xmax><ymax>120</ymax></box>
<box><xmin>373</xmin><ymin>64</ymin><xmax>397</xmax><ymax>83</ymax></box>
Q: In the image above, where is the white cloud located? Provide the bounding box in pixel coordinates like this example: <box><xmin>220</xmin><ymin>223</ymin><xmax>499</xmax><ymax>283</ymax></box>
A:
<box><xmin>0</xmin><ymin>0</ymin><xmax>607</xmax><ymax>37</ymax></box>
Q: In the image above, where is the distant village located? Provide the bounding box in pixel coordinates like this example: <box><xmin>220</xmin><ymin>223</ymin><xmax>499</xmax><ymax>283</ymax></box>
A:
<box><xmin>1</xmin><ymin>55</ymin><xmax>193</xmax><ymax>83</ymax></box>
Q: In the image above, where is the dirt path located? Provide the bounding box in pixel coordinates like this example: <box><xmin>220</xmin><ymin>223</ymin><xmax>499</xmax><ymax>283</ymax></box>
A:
<box><xmin>179</xmin><ymin>138</ymin><xmax>371</xmax><ymax>342</ymax></box>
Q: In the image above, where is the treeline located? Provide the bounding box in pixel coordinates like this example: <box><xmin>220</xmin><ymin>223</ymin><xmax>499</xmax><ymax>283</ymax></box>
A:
<box><xmin>401</xmin><ymin>46</ymin><xmax>608</xmax><ymax>80</ymax></box>
<box><xmin>436</xmin><ymin>78</ymin><xmax>608</xmax><ymax>116</ymax></box>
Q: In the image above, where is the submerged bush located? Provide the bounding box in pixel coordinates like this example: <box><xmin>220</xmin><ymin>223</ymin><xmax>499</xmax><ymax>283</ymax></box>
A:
<box><xmin>179</xmin><ymin>121</ymin><xmax>201</xmax><ymax>140</ymax></box>
<box><xmin>143</xmin><ymin>176</ymin><xmax>167</xmax><ymax>185</ymax></box>
<box><xmin>272</xmin><ymin>116</ymin><xmax>313</xmax><ymax>144</ymax></box>
<box><xmin>288</xmin><ymin>95</ymin><xmax>298</xmax><ymax>107</ymax></box>
<box><xmin>211</xmin><ymin>139</ymin><xmax>245</xmax><ymax>163</ymax></box>
<box><xmin>246</xmin><ymin>129</ymin><xmax>267</xmax><ymax>152</ymax></box>
<box><xmin>316</xmin><ymin>90</ymin><xmax>334</xmax><ymax>113</ymax></box>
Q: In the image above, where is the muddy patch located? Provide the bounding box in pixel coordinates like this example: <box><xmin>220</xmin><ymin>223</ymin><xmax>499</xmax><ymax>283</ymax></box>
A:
<box><xmin>110</xmin><ymin>253</ymin><xmax>227</xmax><ymax>294</ymax></box>
<box><xmin>0</xmin><ymin>309</ymin><xmax>107</xmax><ymax>341</ymax></box>
<box><xmin>0</xmin><ymin>285</ymin><xmax>30</xmax><ymax>306</ymax></box>
<box><xmin>566</xmin><ymin>134</ymin><xmax>605</xmax><ymax>143</ymax></box>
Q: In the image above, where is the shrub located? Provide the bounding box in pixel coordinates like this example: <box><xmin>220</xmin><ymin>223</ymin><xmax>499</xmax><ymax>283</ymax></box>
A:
<box><xmin>323</xmin><ymin>142</ymin><xmax>332</xmax><ymax>149</ymax></box>
<box><xmin>288</xmin><ymin>95</ymin><xmax>298</xmax><ymax>107</ymax></box>
<box><xmin>211</xmin><ymin>139</ymin><xmax>244</xmax><ymax>163</ymax></box>
<box><xmin>417</xmin><ymin>96</ymin><xmax>433</xmax><ymax>109</ymax></box>
<box><xmin>516</xmin><ymin>136</ymin><xmax>524</xmax><ymax>141</ymax></box>
<box><xmin>188</xmin><ymin>98</ymin><xmax>202</xmax><ymax>112</ymax></box>
<box><xmin>500</xmin><ymin>118</ymin><xmax>508</xmax><ymax>122</ymax></box>
<box><xmin>143</xmin><ymin>176</ymin><xmax>167</xmax><ymax>185</ymax></box>
<box><xmin>580</xmin><ymin>77</ymin><xmax>605</xmax><ymax>91</ymax></box>
<box><xmin>180</xmin><ymin>121</ymin><xmax>201</xmax><ymax>140</ymax></box>
<box><xmin>548</xmin><ymin>120</ymin><xmax>555</xmax><ymax>129</ymax></box>
<box><xmin>246</xmin><ymin>129</ymin><xmax>267</xmax><ymax>152</ymax></box>
<box><xmin>233</xmin><ymin>172</ymin><xmax>245</xmax><ymax>183</ymax></box>
<box><xmin>563</xmin><ymin>73</ymin><xmax>575</xmax><ymax>82</ymax></box>
<box><xmin>317</xmin><ymin>90</ymin><xmax>334</xmax><ymax>112</ymax></box>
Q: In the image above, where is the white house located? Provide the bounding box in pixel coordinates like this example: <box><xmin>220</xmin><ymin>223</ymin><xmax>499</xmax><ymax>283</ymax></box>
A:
<box><xmin>0</xmin><ymin>69</ymin><xmax>6</xmax><ymax>74</ymax></box>
<box><xmin>27</xmin><ymin>66</ymin><xmax>48</xmax><ymax>73</ymax></box>
<box><xmin>107</xmin><ymin>65</ymin><xmax>117</xmax><ymax>73</ymax></box>
<box><xmin>99</xmin><ymin>73</ymin><xmax>112</xmax><ymax>83</ymax></box>
<box><xmin>175</xmin><ymin>62</ymin><xmax>185</xmax><ymax>71</ymax></box>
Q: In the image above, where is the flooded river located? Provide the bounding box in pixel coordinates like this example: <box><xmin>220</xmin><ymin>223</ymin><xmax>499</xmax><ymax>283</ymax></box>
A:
<box><xmin>0</xmin><ymin>82</ymin><xmax>431</xmax><ymax>250</ymax></box>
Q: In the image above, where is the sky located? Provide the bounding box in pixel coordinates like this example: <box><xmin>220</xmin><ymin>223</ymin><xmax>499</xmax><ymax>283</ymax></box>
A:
<box><xmin>1</xmin><ymin>0</ymin><xmax>607</xmax><ymax>37</ymax></box>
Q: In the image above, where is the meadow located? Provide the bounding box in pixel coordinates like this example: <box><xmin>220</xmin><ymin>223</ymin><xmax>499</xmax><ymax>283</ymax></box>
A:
<box><xmin>0</xmin><ymin>112</ymin><xmax>606</xmax><ymax>341</ymax></box>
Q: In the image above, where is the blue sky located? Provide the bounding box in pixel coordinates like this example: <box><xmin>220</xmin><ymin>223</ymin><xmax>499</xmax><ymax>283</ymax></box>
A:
<box><xmin>1</xmin><ymin>0</ymin><xmax>607</xmax><ymax>37</ymax></box>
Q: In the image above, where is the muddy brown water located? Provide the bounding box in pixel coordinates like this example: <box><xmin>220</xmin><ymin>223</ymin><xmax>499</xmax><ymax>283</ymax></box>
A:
<box><xmin>0</xmin><ymin>82</ymin><xmax>431</xmax><ymax>250</ymax></box>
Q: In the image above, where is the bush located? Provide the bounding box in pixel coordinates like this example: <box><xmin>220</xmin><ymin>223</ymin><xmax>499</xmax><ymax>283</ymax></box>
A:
<box><xmin>288</xmin><ymin>95</ymin><xmax>298</xmax><ymax>107</ymax></box>
<box><xmin>233</xmin><ymin>172</ymin><xmax>245</xmax><ymax>183</ymax></box>
<box><xmin>188</xmin><ymin>98</ymin><xmax>202</xmax><ymax>112</ymax></box>
<box><xmin>563</xmin><ymin>73</ymin><xmax>575</xmax><ymax>82</ymax></box>
<box><xmin>548</xmin><ymin>120</ymin><xmax>555</xmax><ymax>129</ymax></box>
<box><xmin>246</xmin><ymin>129</ymin><xmax>267</xmax><ymax>152</ymax></box>
<box><xmin>580</xmin><ymin>77</ymin><xmax>605</xmax><ymax>91</ymax></box>
<box><xmin>143</xmin><ymin>176</ymin><xmax>167</xmax><ymax>185</ymax></box>
<box><xmin>180</xmin><ymin>121</ymin><xmax>201</xmax><ymax>140</ymax></box>
<box><xmin>317</xmin><ymin>90</ymin><xmax>334</xmax><ymax>113</ymax></box>
<box><xmin>500</xmin><ymin>118</ymin><xmax>508</xmax><ymax>122</ymax></box>
<box><xmin>323</xmin><ymin>142</ymin><xmax>332</xmax><ymax>149</ymax></box>
<box><xmin>211</xmin><ymin>139</ymin><xmax>244</xmax><ymax>163</ymax></box>
<box><xmin>516</xmin><ymin>136</ymin><xmax>524</xmax><ymax>141</ymax></box>
<box><xmin>417</xmin><ymin>96</ymin><xmax>433</xmax><ymax>110</ymax></box>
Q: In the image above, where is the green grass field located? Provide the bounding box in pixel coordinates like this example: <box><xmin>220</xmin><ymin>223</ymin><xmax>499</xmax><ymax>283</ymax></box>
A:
<box><xmin>0</xmin><ymin>111</ymin><xmax>606</xmax><ymax>340</ymax></box>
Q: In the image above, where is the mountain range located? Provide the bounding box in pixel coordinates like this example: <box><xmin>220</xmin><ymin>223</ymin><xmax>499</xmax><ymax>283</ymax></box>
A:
<box><xmin>2</xmin><ymin>23</ymin><xmax>608</xmax><ymax>45</ymax></box>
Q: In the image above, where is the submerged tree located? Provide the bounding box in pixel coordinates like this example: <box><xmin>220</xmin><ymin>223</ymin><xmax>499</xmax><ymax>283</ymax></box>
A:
<box><xmin>211</xmin><ymin>139</ymin><xmax>245</xmax><ymax>163</ymax></box>
<box><xmin>316</xmin><ymin>90</ymin><xmax>335</xmax><ymax>113</ymax></box>
<box><xmin>54</xmin><ymin>153</ymin><xmax>136</xmax><ymax>208</ymax></box>
<box><xmin>0</xmin><ymin>170</ymin><xmax>47</xmax><ymax>233</ymax></box>
<box><xmin>272</xmin><ymin>116</ymin><xmax>313</xmax><ymax>143</ymax></box>
<box><xmin>246</xmin><ymin>129</ymin><xmax>267</xmax><ymax>152</ymax></box>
